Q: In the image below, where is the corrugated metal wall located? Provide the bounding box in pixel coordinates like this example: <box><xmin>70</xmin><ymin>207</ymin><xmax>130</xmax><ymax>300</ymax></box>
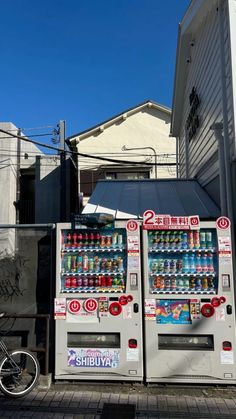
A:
<box><xmin>178</xmin><ymin>1</ymin><xmax>234</xmax><ymax>198</ymax></box>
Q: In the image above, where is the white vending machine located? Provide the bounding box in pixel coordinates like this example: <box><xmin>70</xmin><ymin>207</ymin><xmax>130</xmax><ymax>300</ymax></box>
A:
<box><xmin>142</xmin><ymin>211</ymin><xmax>236</xmax><ymax>384</ymax></box>
<box><xmin>54</xmin><ymin>214</ymin><xmax>143</xmax><ymax>381</ymax></box>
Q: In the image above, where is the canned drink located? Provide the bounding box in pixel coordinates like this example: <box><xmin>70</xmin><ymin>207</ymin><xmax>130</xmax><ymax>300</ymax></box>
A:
<box><xmin>82</xmin><ymin>276</ymin><xmax>88</xmax><ymax>287</ymax></box>
<box><xmin>66</xmin><ymin>255</ymin><xmax>72</xmax><ymax>272</ymax></box>
<box><xmin>77</xmin><ymin>255</ymin><xmax>83</xmax><ymax>272</ymax></box>
<box><xmin>101</xmin><ymin>275</ymin><xmax>106</xmax><ymax>287</ymax></box>
<box><xmin>195</xmin><ymin>277</ymin><xmax>202</xmax><ymax>290</ymax></box>
<box><xmin>188</xmin><ymin>231</ymin><xmax>194</xmax><ymax>249</ymax></box>
<box><xmin>190</xmin><ymin>278</ymin><xmax>195</xmax><ymax>289</ymax></box>
<box><xmin>176</xmin><ymin>259</ymin><xmax>183</xmax><ymax>272</ymax></box>
<box><xmin>208</xmin><ymin>277</ymin><xmax>214</xmax><ymax>288</ymax></box>
<box><xmin>106</xmin><ymin>235</ymin><xmax>112</xmax><ymax>247</ymax></box>
<box><xmin>202</xmin><ymin>277</ymin><xmax>208</xmax><ymax>289</ymax></box>
<box><xmin>100</xmin><ymin>236</ymin><xmax>106</xmax><ymax>247</ymax></box>
<box><xmin>177</xmin><ymin>278</ymin><xmax>184</xmax><ymax>288</ymax></box>
<box><xmin>171</xmin><ymin>277</ymin><xmax>177</xmax><ymax>290</ymax></box>
<box><xmin>77</xmin><ymin>276</ymin><xmax>82</xmax><ymax>287</ymax></box>
<box><xmin>193</xmin><ymin>231</ymin><xmax>200</xmax><ymax>249</ymax></box>
<box><xmin>165</xmin><ymin>278</ymin><xmax>171</xmax><ymax>289</ymax></box>
<box><xmin>158</xmin><ymin>259</ymin><xmax>164</xmax><ymax>273</ymax></box>
<box><xmin>164</xmin><ymin>259</ymin><xmax>170</xmax><ymax>274</ymax></box>
<box><xmin>117</xmin><ymin>257</ymin><xmax>124</xmax><ymax>271</ymax></box>
<box><xmin>183</xmin><ymin>277</ymin><xmax>189</xmax><ymax>288</ymax></box>
<box><xmin>160</xmin><ymin>277</ymin><xmax>165</xmax><ymax>289</ymax></box>
<box><xmin>65</xmin><ymin>276</ymin><xmax>71</xmax><ymax>288</ymax></box>
<box><xmin>170</xmin><ymin>259</ymin><xmax>177</xmax><ymax>274</ymax></box>
<box><xmin>94</xmin><ymin>256</ymin><xmax>100</xmax><ymax>272</ymax></box>
<box><xmin>71</xmin><ymin>255</ymin><xmax>77</xmax><ymax>272</ymax></box>
<box><xmin>107</xmin><ymin>276</ymin><xmax>113</xmax><ymax>286</ymax></box>
<box><xmin>88</xmin><ymin>275</ymin><xmax>94</xmax><ymax>287</ymax></box>
<box><xmin>151</xmin><ymin>260</ymin><xmax>158</xmax><ymax>272</ymax></box>
<box><xmin>154</xmin><ymin>275</ymin><xmax>161</xmax><ymax>289</ymax></box>
<box><xmin>70</xmin><ymin>276</ymin><xmax>77</xmax><ymax>287</ymax></box>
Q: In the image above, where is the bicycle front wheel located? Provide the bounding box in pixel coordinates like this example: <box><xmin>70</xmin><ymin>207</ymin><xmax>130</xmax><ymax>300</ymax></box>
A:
<box><xmin>0</xmin><ymin>350</ymin><xmax>40</xmax><ymax>397</ymax></box>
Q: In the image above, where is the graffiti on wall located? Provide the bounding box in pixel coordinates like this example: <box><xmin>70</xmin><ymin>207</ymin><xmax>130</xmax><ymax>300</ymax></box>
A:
<box><xmin>0</xmin><ymin>250</ymin><xmax>27</xmax><ymax>301</ymax></box>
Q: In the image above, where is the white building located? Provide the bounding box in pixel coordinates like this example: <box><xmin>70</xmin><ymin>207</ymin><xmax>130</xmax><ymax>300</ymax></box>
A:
<box><xmin>68</xmin><ymin>100</ymin><xmax>176</xmax><ymax>205</ymax></box>
<box><xmin>171</xmin><ymin>0</ymin><xmax>236</xmax><ymax>232</ymax></box>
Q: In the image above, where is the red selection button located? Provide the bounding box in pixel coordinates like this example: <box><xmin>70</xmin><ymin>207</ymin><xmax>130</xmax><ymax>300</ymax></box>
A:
<box><xmin>68</xmin><ymin>299</ymin><xmax>81</xmax><ymax>314</ymax></box>
<box><xmin>84</xmin><ymin>298</ymin><xmax>98</xmax><ymax>313</ymax></box>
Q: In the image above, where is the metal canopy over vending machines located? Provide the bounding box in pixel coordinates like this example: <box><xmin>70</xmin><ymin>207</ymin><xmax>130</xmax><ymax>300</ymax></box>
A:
<box><xmin>142</xmin><ymin>211</ymin><xmax>236</xmax><ymax>384</ymax></box>
<box><xmin>55</xmin><ymin>214</ymin><xmax>143</xmax><ymax>381</ymax></box>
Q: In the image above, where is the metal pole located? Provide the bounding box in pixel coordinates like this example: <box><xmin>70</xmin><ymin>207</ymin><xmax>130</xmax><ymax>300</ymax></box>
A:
<box><xmin>16</xmin><ymin>128</ymin><xmax>21</xmax><ymax>224</ymax></box>
<box><xmin>59</xmin><ymin>120</ymin><xmax>66</xmax><ymax>221</ymax></box>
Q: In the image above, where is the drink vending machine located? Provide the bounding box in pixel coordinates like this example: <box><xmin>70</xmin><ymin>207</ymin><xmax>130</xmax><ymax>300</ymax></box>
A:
<box><xmin>54</xmin><ymin>215</ymin><xmax>143</xmax><ymax>381</ymax></box>
<box><xmin>142</xmin><ymin>211</ymin><xmax>236</xmax><ymax>384</ymax></box>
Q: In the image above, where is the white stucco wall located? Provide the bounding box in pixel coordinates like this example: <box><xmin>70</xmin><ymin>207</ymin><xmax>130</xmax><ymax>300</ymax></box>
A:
<box><xmin>74</xmin><ymin>106</ymin><xmax>176</xmax><ymax>178</ymax></box>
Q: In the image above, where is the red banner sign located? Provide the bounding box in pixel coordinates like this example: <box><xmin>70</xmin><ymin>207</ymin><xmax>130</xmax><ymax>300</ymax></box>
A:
<box><xmin>142</xmin><ymin>210</ymin><xmax>200</xmax><ymax>230</ymax></box>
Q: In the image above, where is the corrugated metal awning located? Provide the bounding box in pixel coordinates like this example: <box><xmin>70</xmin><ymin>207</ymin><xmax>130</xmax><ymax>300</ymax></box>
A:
<box><xmin>83</xmin><ymin>179</ymin><xmax>220</xmax><ymax>220</ymax></box>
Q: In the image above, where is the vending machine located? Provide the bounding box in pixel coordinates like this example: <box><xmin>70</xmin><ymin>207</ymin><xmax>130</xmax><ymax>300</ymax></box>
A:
<box><xmin>142</xmin><ymin>211</ymin><xmax>236</xmax><ymax>384</ymax></box>
<box><xmin>54</xmin><ymin>214</ymin><xmax>143</xmax><ymax>381</ymax></box>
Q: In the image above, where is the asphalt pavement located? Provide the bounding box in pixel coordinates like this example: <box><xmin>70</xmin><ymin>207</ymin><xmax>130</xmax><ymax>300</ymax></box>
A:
<box><xmin>1</xmin><ymin>382</ymin><xmax>236</xmax><ymax>418</ymax></box>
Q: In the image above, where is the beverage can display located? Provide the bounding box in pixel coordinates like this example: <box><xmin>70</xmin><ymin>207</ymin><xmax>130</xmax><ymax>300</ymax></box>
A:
<box><xmin>183</xmin><ymin>277</ymin><xmax>189</xmax><ymax>288</ymax></box>
<box><xmin>170</xmin><ymin>259</ymin><xmax>177</xmax><ymax>273</ymax></box>
<box><xmin>106</xmin><ymin>235</ymin><xmax>112</xmax><ymax>247</ymax></box>
<box><xmin>95</xmin><ymin>233</ymin><xmax>100</xmax><ymax>246</ymax></box>
<box><xmin>154</xmin><ymin>275</ymin><xmax>161</xmax><ymax>289</ymax></box>
<box><xmin>188</xmin><ymin>231</ymin><xmax>194</xmax><ymax>249</ymax></box>
<box><xmin>160</xmin><ymin>277</ymin><xmax>165</xmax><ymax>289</ymax></box>
<box><xmin>117</xmin><ymin>256</ymin><xmax>124</xmax><ymax>271</ymax></box>
<box><xmin>164</xmin><ymin>259</ymin><xmax>170</xmax><ymax>273</ymax></box>
<box><xmin>89</xmin><ymin>232</ymin><xmax>94</xmax><ymax>247</ymax></box>
<box><xmin>83</xmin><ymin>233</ymin><xmax>89</xmax><ymax>246</ymax></box>
<box><xmin>82</xmin><ymin>276</ymin><xmax>88</xmax><ymax>287</ymax></box>
<box><xmin>169</xmin><ymin>232</ymin><xmax>176</xmax><ymax>249</ymax></box>
<box><xmin>190</xmin><ymin>277</ymin><xmax>195</xmax><ymax>289</ymax></box>
<box><xmin>158</xmin><ymin>259</ymin><xmax>164</xmax><ymax>272</ymax></box>
<box><xmin>189</xmin><ymin>254</ymin><xmax>195</xmax><ymax>273</ymax></box>
<box><xmin>176</xmin><ymin>259</ymin><xmax>183</xmax><ymax>272</ymax></box>
<box><xmin>177</xmin><ymin>278</ymin><xmax>184</xmax><ymax>288</ymax></box>
<box><xmin>83</xmin><ymin>254</ymin><xmax>89</xmax><ymax>271</ymax></box>
<box><xmin>151</xmin><ymin>260</ymin><xmax>158</xmax><ymax>272</ymax></box>
<box><xmin>165</xmin><ymin>278</ymin><xmax>171</xmax><ymax>289</ymax></box>
<box><xmin>72</xmin><ymin>232</ymin><xmax>77</xmax><ymax>247</ymax></box>
<box><xmin>66</xmin><ymin>255</ymin><xmax>72</xmax><ymax>272</ymax></box>
<box><xmin>171</xmin><ymin>277</ymin><xmax>177</xmax><ymax>290</ymax></box>
<box><xmin>195</xmin><ymin>277</ymin><xmax>202</xmax><ymax>290</ymax></box>
<box><xmin>76</xmin><ymin>276</ymin><xmax>82</xmax><ymax>287</ymax></box>
<box><xmin>89</xmin><ymin>258</ymin><xmax>94</xmax><ymax>271</ymax></box>
<box><xmin>118</xmin><ymin>235</ymin><xmax>123</xmax><ymax>246</ymax></box>
<box><xmin>101</xmin><ymin>275</ymin><xmax>106</xmax><ymax>287</ymax></box>
<box><xmin>202</xmin><ymin>277</ymin><xmax>208</xmax><ymax>289</ymax></box>
<box><xmin>100</xmin><ymin>236</ymin><xmax>106</xmax><ymax>247</ymax></box>
<box><xmin>193</xmin><ymin>231</ymin><xmax>200</xmax><ymax>249</ymax></box>
<box><xmin>112</xmin><ymin>232</ymin><xmax>118</xmax><ymax>246</ymax></box>
<box><xmin>71</xmin><ymin>255</ymin><xmax>77</xmax><ymax>272</ymax></box>
<box><xmin>77</xmin><ymin>233</ymin><xmax>83</xmax><ymax>247</ymax></box>
<box><xmin>176</xmin><ymin>232</ymin><xmax>182</xmax><ymax>248</ymax></box>
<box><xmin>206</xmin><ymin>231</ymin><xmax>213</xmax><ymax>248</ymax></box>
<box><xmin>105</xmin><ymin>259</ymin><xmax>112</xmax><ymax>271</ymax></box>
<box><xmin>100</xmin><ymin>257</ymin><xmax>107</xmax><ymax>271</ymax></box>
<box><xmin>70</xmin><ymin>276</ymin><xmax>77</xmax><ymax>287</ymax></box>
<box><xmin>208</xmin><ymin>277</ymin><xmax>214</xmax><ymax>289</ymax></box>
<box><xmin>182</xmin><ymin>254</ymin><xmax>189</xmax><ymax>273</ymax></box>
<box><xmin>107</xmin><ymin>276</ymin><xmax>113</xmax><ymax>286</ymax></box>
<box><xmin>94</xmin><ymin>256</ymin><xmax>100</xmax><ymax>272</ymax></box>
<box><xmin>65</xmin><ymin>276</ymin><xmax>71</xmax><ymax>288</ymax></box>
<box><xmin>200</xmin><ymin>231</ymin><xmax>206</xmax><ymax>248</ymax></box>
<box><xmin>88</xmin><ymin>275</ymin><xmax>94</xmax><ymax>287</ymax></box>
<box><xmin>182</xmin><ymin>232</ymin><xmax>188</xmax><ymax>249</ymax></box>
<box><xmin>66</xmin><ymin>233</ymin><xmax>72</xmax><ymax>248</ymax></box>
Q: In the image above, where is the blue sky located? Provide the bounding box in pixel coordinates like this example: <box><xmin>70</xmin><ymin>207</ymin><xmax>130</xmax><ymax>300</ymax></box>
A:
<box><xmin>1</xmin><ymin>0</ymin><xmax>190</xmax><ymax>141</ymax></box>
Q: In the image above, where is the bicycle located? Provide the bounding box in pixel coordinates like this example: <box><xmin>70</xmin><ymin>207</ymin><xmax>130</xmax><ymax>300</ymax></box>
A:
<box><xmin>0</xmin><ymin>313</ymin><xmax>40</xmax><ymax>397</ymax></box>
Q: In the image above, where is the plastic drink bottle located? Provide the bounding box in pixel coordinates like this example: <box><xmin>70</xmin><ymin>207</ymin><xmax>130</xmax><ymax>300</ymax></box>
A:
<box><xmin>193</xmin><ymin>231</ymin><xmax>200</xmax><ymax>249</ymax></box>
<box><xmin>83</xmin><ymin>254</ymin><xmax>89</xmax><ymax>271</ymax></box>
<box><xmin>201</xmin><ymin>254</ymin><xmax>208</xmax><ymax>272</ymax></box>
<box><xmin>195</xmin><ymin>253</ymin><xmax>201</xmax><ymax>273</ymax></box>
<box><xmin>206</xmin><ymin>232</ymin><xmax>213</xmax><ymax>249</ymax></box>
<box><xmin>182</xmin><ymin>254</ymin><xmax>189</xmax><ymax>273</ymax></box>
<box><xmin>207</xmin><ymin>252</ymin><xmax>214</xmax><ymax>272</ymax></box>
<box><xmin>188</xmin><ymin>231</ymin><xmax>194</xmax><ymax>249</ymax></box>
<box><xmin>189</xmin><ymin>254</ymin><xmax>195</xmax><ymax>273</ymax></box>
<box><xmin>182</xmin><ymin>232</ymin><xmax>188</xmax><ymax>249</ymax></box>
<box><xmin>200</xmin><ymin>231</ymin><xmax>206</xmax><ymax>248</ymax></box>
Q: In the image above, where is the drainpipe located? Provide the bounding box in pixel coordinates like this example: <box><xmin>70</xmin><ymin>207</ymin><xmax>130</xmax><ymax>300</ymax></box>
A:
<box><xmin>218</xmin><ymin>2</ymin><xmax>234</xmax><ymax>225</ymax></box>
<box><xmin>184</xmin><ymin>127</ymin><xmax>189</xmax><ymax>178</ymax></box>
<box><xmin>210</xmin><ymin>123</ymin><xmax>227</xmax><ymax>215</ymax></box>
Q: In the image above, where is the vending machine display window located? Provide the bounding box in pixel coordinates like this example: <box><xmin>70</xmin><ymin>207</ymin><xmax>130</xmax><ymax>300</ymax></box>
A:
<box><xmin>60</xmin><ymin>228</ymin><xmax>127</xmax><ymax>294</ymax></box>
<box><xmin>148</xmin><ymin>229</ymin><xmax>218</xmax><ymax>295</ymax></box>
<box><xmin>158</xmin><ymin>334</ymin><xmax>214</xmax><ymax>351</ymax></box>
<box><xmin>67</xmin><ymin>332</ymin><xmax>120</xmax><ymax>348</ymax></box>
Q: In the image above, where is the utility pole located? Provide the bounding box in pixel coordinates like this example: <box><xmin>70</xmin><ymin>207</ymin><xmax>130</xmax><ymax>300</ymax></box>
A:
<box><xmin>59</xmin><ymin>120</ymin><xmax>67</xmax><ymax>221</ymax></box>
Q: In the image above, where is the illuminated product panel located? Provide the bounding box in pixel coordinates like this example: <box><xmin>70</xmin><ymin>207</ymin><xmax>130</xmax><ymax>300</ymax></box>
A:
<box><xmin>60</xmin><ymin>228</ymin><xmax>126</xmax><ymax>294</ymax></box>
<box><xmin>148</xmin><ymin>229</ymin><xmax>217</xmax><ymax>295</ymax></box>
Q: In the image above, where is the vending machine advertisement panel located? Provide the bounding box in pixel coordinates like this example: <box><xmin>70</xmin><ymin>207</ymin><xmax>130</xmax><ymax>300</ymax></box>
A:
<box><xmin>55</xmin><ymin>215</ymin><xmax>143</xmax><ymax>381</ymax></box>
<box><xmin>142</xmin><ymin>211</ymin><xmax>236</xmax><ymax>383</ymax></box>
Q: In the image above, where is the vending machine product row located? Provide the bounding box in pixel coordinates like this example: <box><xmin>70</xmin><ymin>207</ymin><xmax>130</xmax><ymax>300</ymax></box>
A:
<box><xmin>142</xmin><ymin>212</ymin><xmax>236</xmax><ymax>384</ymax></box>
<box><xmin>54</xmin><ymin>219</ymin><xmax>143</xmax><ymax>381</ymax></box>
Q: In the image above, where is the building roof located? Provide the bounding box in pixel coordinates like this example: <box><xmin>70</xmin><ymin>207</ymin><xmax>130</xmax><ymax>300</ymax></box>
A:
<box><xmin>82</xmin><ymin>179</ymin><xmax>220</xmax><ymax>219</ymax></box>
<box><xmin>67</xmin><ymin>100</ymin><xmax>171</xmax><ymax>143</ymax></box>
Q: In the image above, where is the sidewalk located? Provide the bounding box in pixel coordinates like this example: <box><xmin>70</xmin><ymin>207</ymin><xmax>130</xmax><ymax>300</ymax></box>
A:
<box><xmin>1</xmin><ymin>382</ymin><xmax>236</xmax><ymax>418</ymax></box>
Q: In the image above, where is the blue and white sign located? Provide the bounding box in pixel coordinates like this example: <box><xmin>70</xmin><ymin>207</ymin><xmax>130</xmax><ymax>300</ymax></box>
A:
<box><xmin>68</xmin><ymin>348</ymin><xmax>120</xmax><ymax>368</ymax></box>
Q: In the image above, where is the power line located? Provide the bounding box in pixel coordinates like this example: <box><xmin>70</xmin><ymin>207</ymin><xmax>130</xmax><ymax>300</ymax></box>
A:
<box><xmin>0</xmin><ymin>128</ymin><xmax>176</xmax><ymax>167</ymax></box>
